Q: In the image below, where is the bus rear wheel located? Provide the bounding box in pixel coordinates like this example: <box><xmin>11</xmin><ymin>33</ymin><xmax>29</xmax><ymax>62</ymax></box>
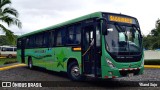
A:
<box><xmin>28</xmin><ymin>57</ymin><xmax>33</xmax><ymax>69</ymax></box>
<box><xmin>67</xmin><ymin>62</ymin><xmax>83</xmax><ymax>81</ymax></box>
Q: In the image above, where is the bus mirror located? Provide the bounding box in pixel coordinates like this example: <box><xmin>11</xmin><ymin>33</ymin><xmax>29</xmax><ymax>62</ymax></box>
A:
<box><xmin>97</xmin><ymin>18</ymin><xmax>107</xmax><ymax>35</ymax></box>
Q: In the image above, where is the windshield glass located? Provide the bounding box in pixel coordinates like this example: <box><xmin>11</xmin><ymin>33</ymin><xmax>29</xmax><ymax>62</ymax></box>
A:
<box><xmin>105</xmin><ymin>24</ymin><xmax>142</xmax><ymax>55</ymax></box>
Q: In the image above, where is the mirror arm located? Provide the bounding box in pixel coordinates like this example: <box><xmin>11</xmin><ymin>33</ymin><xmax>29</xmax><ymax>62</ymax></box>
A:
<box><xmin>96</xmin><ymin>18</ymin><xmax>108</xmax><ymax>35</ymax></box>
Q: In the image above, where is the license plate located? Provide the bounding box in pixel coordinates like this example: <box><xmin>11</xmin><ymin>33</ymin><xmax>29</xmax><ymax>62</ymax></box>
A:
<box><xmin>128</xmin><ymin>73</ymin><xmax>134</xmax><ymax>77</ymax></box>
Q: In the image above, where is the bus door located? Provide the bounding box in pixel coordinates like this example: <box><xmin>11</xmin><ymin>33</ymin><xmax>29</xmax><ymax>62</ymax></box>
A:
<box><xmin>82</xmin><ymin>23</ymin><xmax>98</xmax><ymax>77</ymax></box>
<box><xmin>21</xmin><ymin>38</ymin><xmax>25</xmax><ymax>63</ymax></box>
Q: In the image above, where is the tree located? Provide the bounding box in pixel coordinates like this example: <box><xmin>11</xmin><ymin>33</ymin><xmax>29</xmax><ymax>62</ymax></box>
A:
<box><xmin>151</xmin><ymin>19</ymin><xmax>160</xmax><ymax>36</ymax></box>
<box><xmin>0</xmin><ymin>0</ymin><xmax>22</xmax><ymax>44</ymax></box>
<box><xmin>0</xmin><ymin>35</ymin><xmax>18</xmax><ymax>45</ymax></box>
<box><xmin>143</xmin><ymin>19</ymin><xmax>160</xmax><ymax>49</ymax></box>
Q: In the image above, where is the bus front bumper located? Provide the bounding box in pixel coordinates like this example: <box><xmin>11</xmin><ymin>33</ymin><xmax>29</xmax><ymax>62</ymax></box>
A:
<box><xmin>101</xmin><ymin>66</ymin><xmax>144</xmax><ymax>79</ymax></box>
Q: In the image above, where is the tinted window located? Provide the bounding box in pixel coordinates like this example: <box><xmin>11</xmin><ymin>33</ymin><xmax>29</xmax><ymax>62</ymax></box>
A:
<box><xmin>17</xmin><ymin>39</ymin><xmax>22</xmax><ymax>49</ymax></box>
<box><xmin>35</xmin><ymin>33</ymin><xmax>43</xmax><ymax>47</ymax></box>
<box><xmin>66</xmin><ymin>26</ymin><xmax>74</xmax><ymax>45</ymax></box>
<box><xmin>14</xmin><ymin>48</ymin><xmax>16</xmax><ymax>51</ymax></box>
<box><xmin>66</xmin><ymin>24</ymin><xmax>81</xmax><ymax>45</ymax></box>
<box><xmin>6</xmin><ymin>48</ymin><xmax>13</xmax><ymax>51</ymax></box>
<box><xmin>51</xmin><ymin>31</ymin><xmax>55</xmax><ymax>46</ymax></box>
<box><xmin>56</xmin><ymin>30</ymin><xmax>62</xmax><ymax>46</ymax></box>
<box><xmin>28</xmin><ymin>36</ymin><xmax>35</xmax><ymax>48</ymax></box>
<box><xmin>26</xmin><ymin>38</ymin><xmax>29</xmax><ymax>48</ymax></box>
<box><xmin>75</xmin><ymin>24</ymin><xmax>81</xmax><ymax>44</ymax></box>
<box><xmin>43</xmin><ymin>32</ymin><xmax>49</xmax><ymax>47</ymax></box>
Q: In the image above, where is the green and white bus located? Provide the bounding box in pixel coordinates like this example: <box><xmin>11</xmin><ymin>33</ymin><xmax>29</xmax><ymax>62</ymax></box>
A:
<box><xmin>17</xmin><ymin>12</ymin><xmax>144</xmax><ymax>80</ymax></box>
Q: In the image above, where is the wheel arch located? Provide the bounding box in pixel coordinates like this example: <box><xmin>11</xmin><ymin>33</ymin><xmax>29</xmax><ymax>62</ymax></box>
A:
<box><xmin>67</xmin><ymin>58</ymin><xmax>79</xmax><ymax>69</ymax></box>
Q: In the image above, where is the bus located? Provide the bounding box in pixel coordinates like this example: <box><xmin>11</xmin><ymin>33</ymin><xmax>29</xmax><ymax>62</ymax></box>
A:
<box><xmin>17</xmin><ymin>12</ymin><xmax>144</xmax><ymax>80</ymax></box>
<box><xmin>0</xmin><ymin>46</ymin><xmax>17</xmax><ymax>58</ymax></box>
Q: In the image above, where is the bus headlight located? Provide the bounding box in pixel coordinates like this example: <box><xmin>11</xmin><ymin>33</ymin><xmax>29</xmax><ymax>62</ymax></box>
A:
<box><xmin>106</xmin><ymin>59</ymin><xmax>115</xmax><ymax>68</ymax></box>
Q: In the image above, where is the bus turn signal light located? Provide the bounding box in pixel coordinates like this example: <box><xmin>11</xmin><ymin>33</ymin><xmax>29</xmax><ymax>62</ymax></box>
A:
<box><xmin>72</xmin><ymin>47</ymin><xmax>81</xmax><ymax>51</ymax></box>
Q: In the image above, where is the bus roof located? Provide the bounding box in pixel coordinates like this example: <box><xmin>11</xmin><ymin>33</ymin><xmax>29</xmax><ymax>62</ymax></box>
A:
<box><xmin>18</xmin><ymin>12</ymin><xmax>137</xmax><ymax>38</ymax></box>
<box><xmin>18</xmin><ymin>12</ymin><xmax>103</xmax><ymax>38</ymax></box>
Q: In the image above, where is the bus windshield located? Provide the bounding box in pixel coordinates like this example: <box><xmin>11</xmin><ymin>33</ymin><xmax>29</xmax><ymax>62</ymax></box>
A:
<box><xmin>105</xmin><ymin>23</ymin><xmax>142</xmax><ymax>55</ymax></box>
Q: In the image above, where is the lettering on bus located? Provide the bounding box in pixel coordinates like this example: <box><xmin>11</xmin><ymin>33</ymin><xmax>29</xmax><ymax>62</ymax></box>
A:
<box><xmin>34</xmin><ymin>50</ymin><xmax>46</xmax><ymax>53</ymax></box>
<box><xmin>109</xmin><ymin>15</ymin><xmax>133</xmax><ymax>24</ymax></box>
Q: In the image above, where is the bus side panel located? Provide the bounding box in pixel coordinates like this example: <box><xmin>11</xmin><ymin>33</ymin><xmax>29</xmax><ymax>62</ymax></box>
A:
<box><xmin>52</xmin><ymin>47</ymin><xmax>81</xmax><ymax>72</ymax></box>
<box><xmin>25</xmin><ymin>48</ymin><xmax>49</xmax><ymax>68</ymax></box>
<box><xmin>23</xmin><ymin>47</ymin><xmax>81</xmax><ymax>73</ymax></box>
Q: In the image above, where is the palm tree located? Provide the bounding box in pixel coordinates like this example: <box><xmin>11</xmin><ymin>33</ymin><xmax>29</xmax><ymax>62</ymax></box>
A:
<box><xmin>0</xmin><ymin>0</ymin><xmax>22</xmax><ymax>44</ymax></box>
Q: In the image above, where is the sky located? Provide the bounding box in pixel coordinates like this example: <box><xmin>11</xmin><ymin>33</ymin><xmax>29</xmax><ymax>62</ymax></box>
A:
<box><xmin>1</xmin><ymin>0</ymin><xmax>160</xmax><ymax>35</ymax></box>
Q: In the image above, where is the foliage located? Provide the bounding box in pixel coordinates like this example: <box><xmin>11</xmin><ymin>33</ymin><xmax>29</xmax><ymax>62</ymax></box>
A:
<box><xmin>0</xmin><ymin>0</ymin><xmax>22</xmax><ymax>44</ymax></box>
<box><xmin>0</xmin><ymin>35</ymin><xmax>18</xmax><ymax>45</ymax></box>
<box><xmin>143</xmin><ymin>19</ymin><xmax>160</xmax><ymax>50</ymax></box>
<box><xmin>145</xmin><ymin>60</ymin><xmax>160</xmax><ymax>65</ymax></box>
<box><xmin>0</xmin><ymin>58</ymin><xmax>17</xmax><ymax>65</ymax></box>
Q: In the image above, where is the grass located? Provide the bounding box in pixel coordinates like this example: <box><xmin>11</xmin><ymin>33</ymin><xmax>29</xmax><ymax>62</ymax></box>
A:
<box><xmin>0</xmin><ymin>58</ymin><xmax>18</xmax><ymax>66</ymax></box>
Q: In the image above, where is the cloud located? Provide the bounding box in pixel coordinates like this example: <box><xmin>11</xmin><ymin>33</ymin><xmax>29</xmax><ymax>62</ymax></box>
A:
<box><xmin>1</xmin><ymin>0</ymin><xmax>159</xmax><ymax>35</ymax></box>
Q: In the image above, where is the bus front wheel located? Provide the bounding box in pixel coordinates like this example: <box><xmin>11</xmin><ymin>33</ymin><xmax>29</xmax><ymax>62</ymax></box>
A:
<box><xmin>28</xmin><ymin>57</ymin><xmax>33</xmax><ymax>69</ymax></box>
<box><xmin>67</xmin><ymin>62</ymin><xmax>83</xmax><ymax>81</ymax></box>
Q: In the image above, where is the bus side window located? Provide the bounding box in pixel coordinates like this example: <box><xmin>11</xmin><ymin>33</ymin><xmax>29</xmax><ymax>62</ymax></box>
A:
<box><xmin>50</xmin><ymin>31</ymin><xmax>55</xmax><ymax>46</ymax></box>
<box><xmin>36</xmin><ymin>33</ymin><xmax>43</xmax><ymax>47</ymax></box>
<box><xmin>17</xmin><ymin>39</ymin><xmax>22</xmax><ymax>49</ymax></box>
<box><xmin>61</xmin><ymin>28</ymin><xmax>66</xmax><ymax>45</ymax></box>
<box><xmin>56</xmin><ymin>30</ymin><xmax>62</xmax><ymax>46</ymax></box>
<box><xmin>66</xmin><ymin>24</ymin><xmax>81</xmax><ymax>45</ymax></box>
<box><xmin>26</xmin><ymin>38</ymin><xmax>29</xmax><ymax>48</ymax></box>
<box><xmin>75</xmin><ymin>24</ymin><xmax>81</xmax><ymax>44</ymax></box>
<box><xmin>43</xmin><ymin>32</ymin><xmax>49</xmax><ymax>47</ymax></box>
<box><xmin>67</xmin><ymin>26</ymin><xmax>74</xmax><ymax>45</ymax></box>
<box><xmin>28</xmin><ymin>36</ymin><xmax>35</xmax><ymax>48</ymax></box>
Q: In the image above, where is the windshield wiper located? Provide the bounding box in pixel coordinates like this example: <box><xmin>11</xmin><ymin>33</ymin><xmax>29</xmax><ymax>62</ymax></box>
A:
<box><xmin>114</xmin><ymin>23</ymin><xmax>123</xmax><ymax>32</ymax></box>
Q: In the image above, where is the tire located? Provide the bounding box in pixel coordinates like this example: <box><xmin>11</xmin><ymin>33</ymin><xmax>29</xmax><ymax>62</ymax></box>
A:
<box><xmin>28</xmin><ymin>57</ymin><xmax>33</xmax><ymax>69</ymax></box>
<box><xmin>67</xmin><ymin>62</ymin><xmax>83</xmax><ymax>81</ymax></box>
<box><xmin>7</xmin><ymin>54</ymin><xmax>12</xmax><ymax>58</ymax></box>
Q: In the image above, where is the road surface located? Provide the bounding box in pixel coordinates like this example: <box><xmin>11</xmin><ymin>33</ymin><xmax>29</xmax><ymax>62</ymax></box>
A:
<box><xmin>0</xmin><ymin>66</ymin><xmax>160</xmax><ymax>90</ymax></box>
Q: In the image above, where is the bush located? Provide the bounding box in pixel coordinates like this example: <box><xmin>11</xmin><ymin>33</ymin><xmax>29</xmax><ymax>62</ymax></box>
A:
<box><xmin>4</xmin><ymin>60</ymin><xmax>18</xmax><ymax>64</ymax></box>
<box><xmin>0</xmin><ymin>58</ymin><xmax>17</xmax><ymax>65</ymax></box>
<box><xmin>145</xmin><ymin>60</ymin><xmax>160</xmax><ymax>65</ymax></box>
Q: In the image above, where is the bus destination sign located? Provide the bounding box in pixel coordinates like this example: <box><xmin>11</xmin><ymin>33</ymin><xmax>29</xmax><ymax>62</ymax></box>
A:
<box><xmin>108</xmin><ymin>15</ymin><xmax>134</xmax><ymax>24</ymax></box>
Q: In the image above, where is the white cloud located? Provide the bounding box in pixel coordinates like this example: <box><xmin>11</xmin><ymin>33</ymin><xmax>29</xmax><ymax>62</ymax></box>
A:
<box><xmin>1</xmin><ymin>0</ymin><xmax>159</xmax><ymax>35</ymax></box>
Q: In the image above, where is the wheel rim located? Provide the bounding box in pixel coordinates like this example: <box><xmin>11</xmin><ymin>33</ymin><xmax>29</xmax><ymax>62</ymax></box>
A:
<box><xmin>71</xmin><ymin>65</ymin><xmax>80</xmax><ymax>78</ymax></box>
